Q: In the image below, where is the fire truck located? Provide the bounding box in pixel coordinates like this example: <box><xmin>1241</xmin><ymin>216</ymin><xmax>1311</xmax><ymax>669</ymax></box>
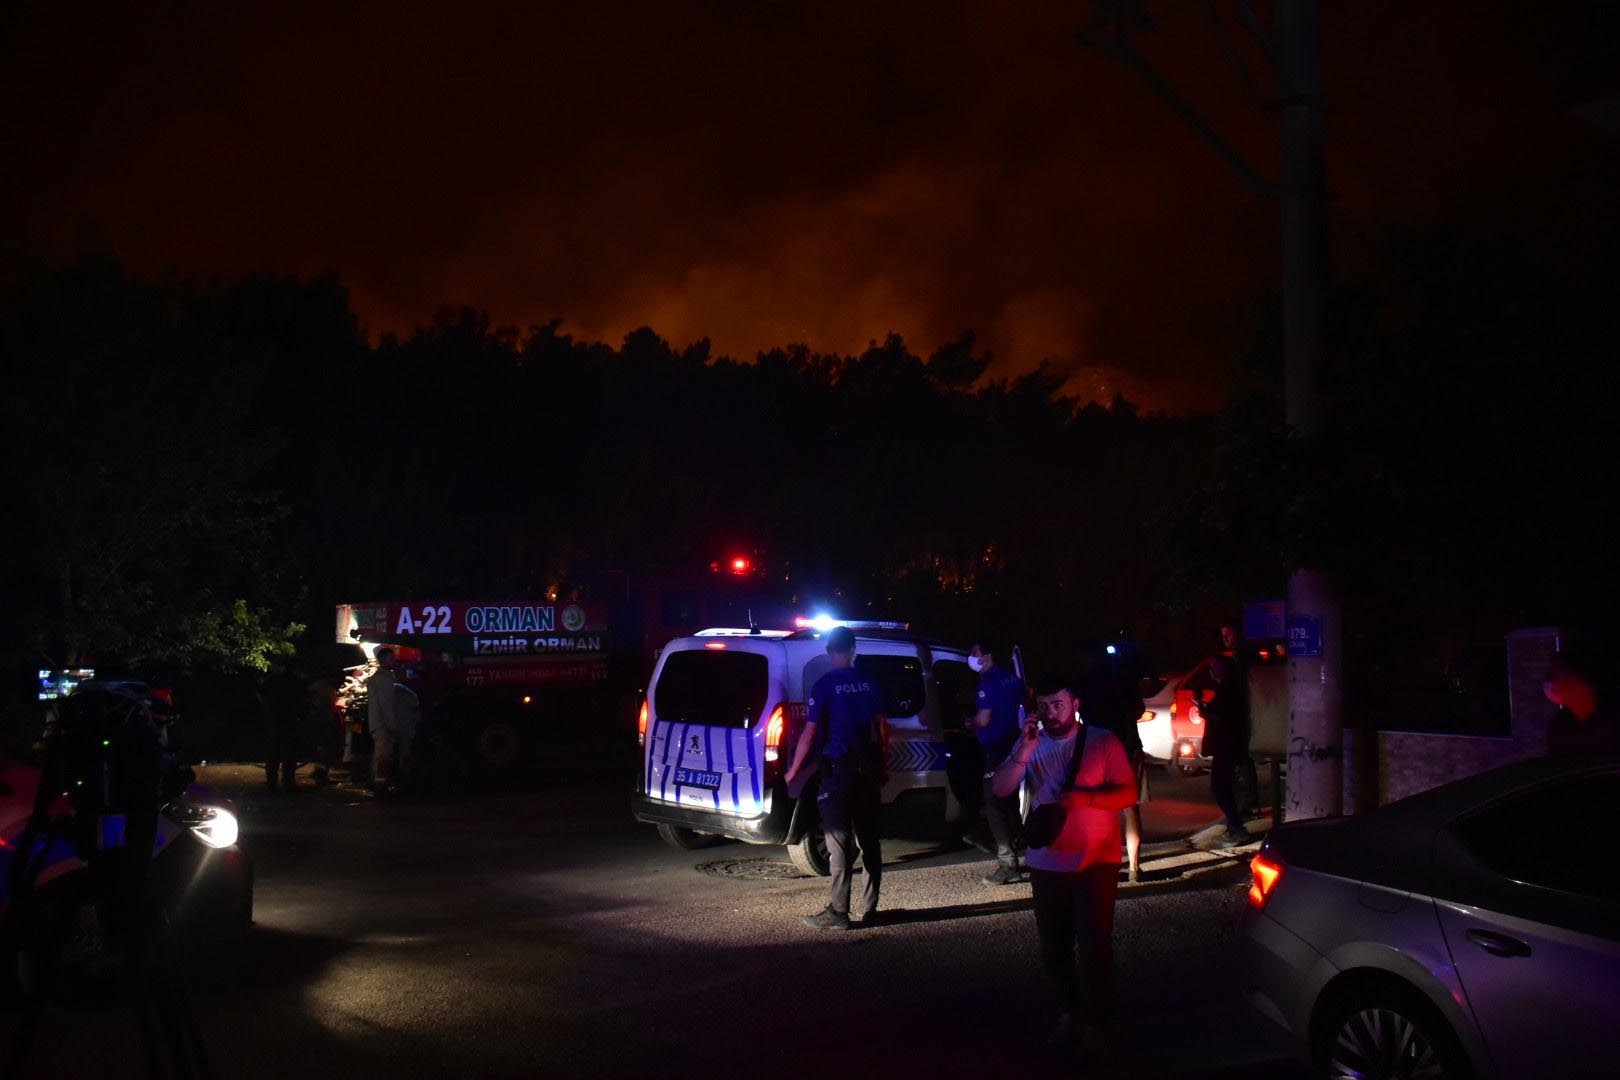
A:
<box><xmin>334</xmin><ymin>563</ymin><xmax>792</xmax><ymax>776</ymax></box>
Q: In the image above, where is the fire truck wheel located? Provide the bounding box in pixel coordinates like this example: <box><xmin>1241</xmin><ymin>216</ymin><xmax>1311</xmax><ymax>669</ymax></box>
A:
<box><xmin>655</xmin><ymin>824</ymin><xmax>723</xmax><ymax>851</ymax></box>
<box><xmin>475</xmin><ymin>722</ymin><xmax>522</xmax><ymax>769</ymax></box>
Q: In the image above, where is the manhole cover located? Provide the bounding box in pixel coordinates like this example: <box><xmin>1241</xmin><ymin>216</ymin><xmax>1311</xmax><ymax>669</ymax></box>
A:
<box><xmin>696</xmin><ymin>857</ymin><xmax>808</xmax><ymax>880</ymax></box>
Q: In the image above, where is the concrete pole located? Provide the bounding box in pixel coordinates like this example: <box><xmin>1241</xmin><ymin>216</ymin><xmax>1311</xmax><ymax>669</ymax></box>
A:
<box><xmin>1276</xmin><ymin>0</ymin><xmax>1343</xmax><ymax>819</ymax></box>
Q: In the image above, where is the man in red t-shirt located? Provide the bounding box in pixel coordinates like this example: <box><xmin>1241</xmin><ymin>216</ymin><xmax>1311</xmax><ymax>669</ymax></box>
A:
<box><xmin>992</xmin><ymin>672</ymin><xmax>1138</xmax><ymax>1051</ymax></box>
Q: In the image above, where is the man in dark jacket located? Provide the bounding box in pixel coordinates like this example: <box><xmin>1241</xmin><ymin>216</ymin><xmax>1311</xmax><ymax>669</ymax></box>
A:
<box><xmin>1202</xmin><ymin>655</ymin><xmax>1251</xmax><ymax>846</ymax></box>
<box><xmin>1077</xmin><ymin>645</ymin><xmax>1147</xmax><ymax>880</ymax></box>
<box><xmin>260</xmin><ymin>664</ymin><xmax>307</xmax><ymax>792</ymax></box>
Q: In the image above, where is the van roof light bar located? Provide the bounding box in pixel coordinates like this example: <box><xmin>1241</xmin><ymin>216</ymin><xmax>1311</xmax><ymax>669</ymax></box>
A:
<box><xmin>695</xmin><ymin>627</ymin><xmax>792</xmax><ymax>638</ymax></box>
<box><xmin>791</xmin><ymin>616</ymin><xmax>910</xmax><ymax>632</ymax></box>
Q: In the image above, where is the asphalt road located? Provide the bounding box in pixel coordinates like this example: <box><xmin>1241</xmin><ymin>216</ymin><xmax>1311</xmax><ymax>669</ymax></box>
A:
<box><xmin>5</xmin><ymin>765</ymin><xmax>1305</xmax><ymax>1079</ymax></box>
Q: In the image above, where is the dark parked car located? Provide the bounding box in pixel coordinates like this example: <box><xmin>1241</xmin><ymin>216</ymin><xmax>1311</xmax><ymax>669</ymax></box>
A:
<box><xmin>3</xmin><ymin>737</ymin><xmax>252</xmax><ymax>997</ymax></box>
<box><xmin>1239</xmin><ymin>754</ymin><xmax>1620</xmax><ymax>1078</ymax></box>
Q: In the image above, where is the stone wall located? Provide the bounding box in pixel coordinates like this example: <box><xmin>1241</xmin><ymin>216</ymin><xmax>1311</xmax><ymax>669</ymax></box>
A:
<box><xmin>1340</xmin><ymin>627</ymin><xmax>1561</xmax><ymax>810</ymax></box>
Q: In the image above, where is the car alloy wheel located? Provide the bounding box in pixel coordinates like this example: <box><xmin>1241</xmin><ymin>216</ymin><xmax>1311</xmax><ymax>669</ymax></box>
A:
<box><xmin>1329</xmin><ymin>1007</ymin><xmax>1447</xmax><ymax>1080</ymax></box>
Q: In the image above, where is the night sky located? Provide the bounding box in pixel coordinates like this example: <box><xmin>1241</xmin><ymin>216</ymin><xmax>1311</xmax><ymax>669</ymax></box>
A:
<box><xmin>5</xmin><ymin>1</ymin><xmax>1615</xmax><ymax>411</ymax></box>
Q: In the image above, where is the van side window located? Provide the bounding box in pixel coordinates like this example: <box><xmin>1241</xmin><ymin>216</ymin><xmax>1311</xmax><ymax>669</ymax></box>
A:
<box><xmin>855</xmin><ymin>655</ymin><xmax>926</xmax><ymax>719</ymax></box>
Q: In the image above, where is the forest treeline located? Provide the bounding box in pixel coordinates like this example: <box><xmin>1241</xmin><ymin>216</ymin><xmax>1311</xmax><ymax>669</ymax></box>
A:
<box><xmin>2</xmin><ymin>228</ymin><xmax>1615</xmax><ymax>730</ymax></box>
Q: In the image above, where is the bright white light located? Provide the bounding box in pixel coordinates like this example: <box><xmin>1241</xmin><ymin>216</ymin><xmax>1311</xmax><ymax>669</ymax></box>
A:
<box><xmin>808</xmin><ymin>614</ymin><xmax>839</xmax><ymax>632</ymax></box>
<box><xmin>1105</xmin><ymin>644</ymin><xmax>1117</xmax><ymax>655</ymax></box>
<box><xmin>190</xmin><ymin>807</ymin><xmax>239</xmax><ymax>849</ymax></box>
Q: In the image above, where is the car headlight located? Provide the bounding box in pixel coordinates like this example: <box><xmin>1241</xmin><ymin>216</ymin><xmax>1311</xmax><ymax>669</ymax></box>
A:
<box><xmin>172</xmin><ymin>804</ymin><xmax>239</xmax><ymax>849</ymax></box>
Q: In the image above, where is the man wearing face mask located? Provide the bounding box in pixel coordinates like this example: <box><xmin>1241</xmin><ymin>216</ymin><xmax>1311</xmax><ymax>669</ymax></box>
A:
<box><xmin>966</xmin><ymin>639</ymin><xmax>1028</xmax><ymax>885</ymax></box>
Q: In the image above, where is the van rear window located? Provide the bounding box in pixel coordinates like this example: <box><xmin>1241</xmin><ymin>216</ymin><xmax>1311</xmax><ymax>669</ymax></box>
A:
<box><xmin>654</xmin><ymin>649</ymin><xmax>769</xmax><ymax>729</ymax></box>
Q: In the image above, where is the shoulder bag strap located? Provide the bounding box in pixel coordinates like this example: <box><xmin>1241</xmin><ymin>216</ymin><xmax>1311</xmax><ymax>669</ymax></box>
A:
<box><xmin>1060</xmin><ymin>721</ymin><xmax>1088</xmax><ymax>792</ymax></box>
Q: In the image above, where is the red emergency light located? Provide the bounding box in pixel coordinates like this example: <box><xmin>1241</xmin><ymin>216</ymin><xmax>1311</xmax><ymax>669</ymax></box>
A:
<box><xmin>729</xmin><ymin>556</ymin><xmax>751</xmax><ymax>575</ymax></box>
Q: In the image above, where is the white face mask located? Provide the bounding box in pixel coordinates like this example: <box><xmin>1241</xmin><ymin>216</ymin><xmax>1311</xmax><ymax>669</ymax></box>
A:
<box><xmin>967</xmin><ymin>655</ymin><xmax>985</xmax><ymax>674</ymax></box>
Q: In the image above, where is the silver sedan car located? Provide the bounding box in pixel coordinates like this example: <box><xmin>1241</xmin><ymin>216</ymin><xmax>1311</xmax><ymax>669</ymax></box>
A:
<box><xmin>1238</xmin><ymin>754</ymin><xmax>1620</xmax><ymax>1079</ymax></box>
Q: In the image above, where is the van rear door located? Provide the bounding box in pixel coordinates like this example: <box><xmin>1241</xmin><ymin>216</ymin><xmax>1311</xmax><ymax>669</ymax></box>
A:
<box><xmin>644</xmin><ymin>646</ymin><xmax>773</xmax><ymax>816</ymax></box>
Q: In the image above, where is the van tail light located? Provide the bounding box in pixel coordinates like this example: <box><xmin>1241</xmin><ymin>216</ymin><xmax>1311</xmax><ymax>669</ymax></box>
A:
<box><xmin>1248</xmin><ymin>853</ymin><xmax>1284</xmax><ymax>909</ymax></box>
<box><xmin>762</xmin><ymin>704</ymin><xmax>788</xmax><ymax>783</ymax></box>
<box><xmin>637</xmin><ymin>699</ymin><xmax>649</xmax><ymax>747</ymax></box>
<box><xmin>764</xmin><ymin>705</ymin><xmax>786</xmax><ymax>763</ymax></box>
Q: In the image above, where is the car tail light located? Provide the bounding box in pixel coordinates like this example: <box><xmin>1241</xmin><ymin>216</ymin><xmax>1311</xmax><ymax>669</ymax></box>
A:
<box><xmin>1178</xmin><ymin>742</ymin><xmax>1195</xmax><ymax>757</ymax></box>
<box><xmin>764</xmin><ymin>705</ymin><xmax>786</xmax><ymax>763</ymax></box>
<box><xmin>1248</xmin><ymin>853</ymin><xmax>1284</xmax><ymax>908</ymax></box>
<box><xmin>637</xmin><ymin>699</ymin><xmax>649</xmax><ymax>747</ymax></box>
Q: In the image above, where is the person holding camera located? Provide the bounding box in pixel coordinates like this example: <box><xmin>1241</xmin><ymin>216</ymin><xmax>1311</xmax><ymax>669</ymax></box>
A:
<box><xmin>992</xmin><ymin>672</ymin><xmax>1137</xmax><ymax>1052</ymax></box>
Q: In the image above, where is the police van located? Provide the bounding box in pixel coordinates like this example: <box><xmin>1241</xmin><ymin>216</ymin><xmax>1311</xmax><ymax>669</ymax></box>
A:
<box><xmin>631</xmin><ymin>621</ymin><xmax>978</xmax><ymax>875</ymax></box>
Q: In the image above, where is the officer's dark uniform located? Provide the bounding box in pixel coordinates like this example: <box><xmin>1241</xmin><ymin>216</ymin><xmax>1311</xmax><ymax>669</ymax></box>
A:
<box><xmin>808</xmin><ymin>663</ymin><xmax>886</xmax><ymax>919</ymax></box>
<box><xmin>976</xmin><ymin>664</ymin><xmax>1027</xmax><ymax>869</ymax></box>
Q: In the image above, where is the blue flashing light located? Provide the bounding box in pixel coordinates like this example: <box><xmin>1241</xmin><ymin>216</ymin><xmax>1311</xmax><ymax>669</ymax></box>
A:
<box><xmin>793</xmin><ymin>614</ymin><xmax>910</xmax><ymax>633</ymax></box>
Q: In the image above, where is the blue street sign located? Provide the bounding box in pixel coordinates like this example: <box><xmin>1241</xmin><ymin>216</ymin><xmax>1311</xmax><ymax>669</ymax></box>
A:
<box><xmin>1243</xmin><ymin>600</ymin><xmax>1286</xmax><ymax>641</ymax></box>
<box><xmin>1286</xmin><ymin>615</ymin><xmax>1323</xmax><ymax>658</ymax></box>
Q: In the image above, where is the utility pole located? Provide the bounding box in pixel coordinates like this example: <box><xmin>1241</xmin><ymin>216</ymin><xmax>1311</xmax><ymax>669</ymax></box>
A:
<box><xmin>1275</xmin><ymin>0</ymin><xmax>1342</xmax><ymax>820</ymax></box>
<box><xmin>1082</xmin><ymin>1</ymin><xmax>1341</xmax><ymax>818</ymax></box>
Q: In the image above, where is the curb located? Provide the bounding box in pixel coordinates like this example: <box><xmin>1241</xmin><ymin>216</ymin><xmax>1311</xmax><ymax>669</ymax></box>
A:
<box><xmin>1118</xmin><ymin>813</ymin><xmax>1272</xmax><ymax>890</ymax></box>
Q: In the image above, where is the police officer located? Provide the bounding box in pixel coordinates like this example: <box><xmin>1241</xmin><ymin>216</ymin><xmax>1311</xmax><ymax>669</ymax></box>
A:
<box><xmin>784</xmin><ymin>626</ymin><xmax>889</xmax><ymax>930</ymax></box>
<box><xmin>967</xmin><ymin>639</ymin><xmax>1028</xmax><ymax>885</ymax></box>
